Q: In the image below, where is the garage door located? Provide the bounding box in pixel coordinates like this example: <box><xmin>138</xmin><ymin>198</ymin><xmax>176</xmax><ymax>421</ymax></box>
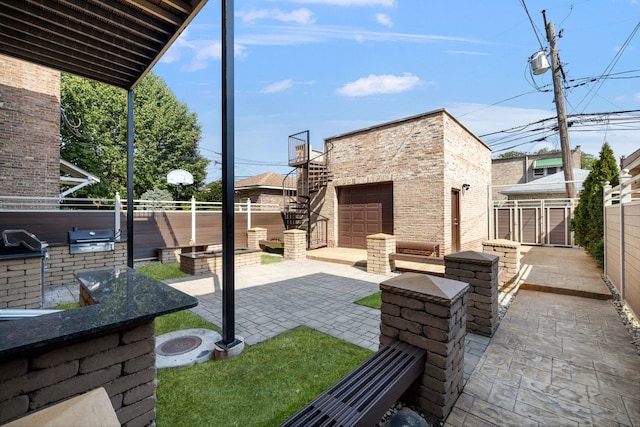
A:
<box><xmin>338</xmin><ymin>183</ymin><xmax>393</xmax><ymax>249</ymax></box>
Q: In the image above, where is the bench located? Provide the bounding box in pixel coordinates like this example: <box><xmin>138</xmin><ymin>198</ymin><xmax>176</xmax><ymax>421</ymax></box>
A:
<box><xmin>389</xmin><ymin>241</ymin><xmax>443</xmax><ymax>267</ymax></box>
<box><xmin>281</xmin><ymin>340</ymin><xmax>426</xmax><ymax>427</ymax></box>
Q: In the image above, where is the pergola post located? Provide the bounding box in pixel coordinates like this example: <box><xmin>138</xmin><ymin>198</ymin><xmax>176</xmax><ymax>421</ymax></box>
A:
<box><xmin>126</xmin><ymin>89</ymin><xmax>134</xmax><ymax>268</ymax></box>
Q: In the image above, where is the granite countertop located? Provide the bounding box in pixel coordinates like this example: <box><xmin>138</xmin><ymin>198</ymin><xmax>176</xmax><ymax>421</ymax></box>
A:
<box><xmin>0</xmin><ymin>240</ymin><xmax>45</xmax><ymax>260</ymax></box>
<box><xmin>0</xmin><ymin>266</ymin><xmax>198</xmax><ymax>359</ymax></box>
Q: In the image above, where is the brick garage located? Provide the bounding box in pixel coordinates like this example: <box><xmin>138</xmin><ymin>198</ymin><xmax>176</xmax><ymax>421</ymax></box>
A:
<box><xmin>313</xmin><ymin>109</ymin><xmax>491</xmax><ymax>255</ymax></box>
<box><xmin>0</xmin><ymin>54</ymin><xmax>60</xmax><ymax>199</ymax></box>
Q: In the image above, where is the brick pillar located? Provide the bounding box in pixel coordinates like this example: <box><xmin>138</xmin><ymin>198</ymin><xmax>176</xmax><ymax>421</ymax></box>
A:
<box><xmin>247</xmin><ymin>227</ymin><xmax>267</xmax><ymax>250</ymax></box>
<box><xmin>444</xmin><ymin>251</ymin><xmax>499</xmax><ymax>337</ymax></box>
<box><xmin>379</xmin><ymin>273</ymin><xmax>469</xmax><ymax>421</ymax></box>
<box><xmin>284</xmin><ymin>229</ymin><xmax>306</xmax><ymax>260</ymax></box>
<box><xmin>482</xmin><ymin>239</ymin><xmax>521</xmax><ymax>290</ymax></box>
<box><xmin>367</xmin><ymin>233</ymin><xmax>395</xmax><ymax>275</ymax></box>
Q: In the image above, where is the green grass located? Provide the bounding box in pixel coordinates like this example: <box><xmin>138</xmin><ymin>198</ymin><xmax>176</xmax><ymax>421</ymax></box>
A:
<box><xmin>154</xmin><ymin>309</ymin><xmax>220</xmax><ymax>336</ymax></box>
<box><xmin>355</xmin><ymin>291</ymin><xmax>381</xmax><ymax>309</ymax></box>
<box><xmin>136</xmin><ymin>262</ymin><xmax>187</xmax><ymax>281</ymax></box>
<box><xmin>261</xmin><ymin>254</ymin><xmax>283</xmax><ymax>264</ymax></box>
<box><xmin>56</xmin><ymin>302</ymin><xmax>80</xmax><ymax>310</ymax></box>
<box><xmin>156</xmin><ymin>325</ymin><xmax>372</xmax><ymax>427</ymax></box>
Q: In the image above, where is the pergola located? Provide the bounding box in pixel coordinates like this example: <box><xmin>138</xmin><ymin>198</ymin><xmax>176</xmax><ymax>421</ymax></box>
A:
<box><xmin>0</xmin><ymin>0</ymin><xmax>239</xmax><ymax>347</ymax></box>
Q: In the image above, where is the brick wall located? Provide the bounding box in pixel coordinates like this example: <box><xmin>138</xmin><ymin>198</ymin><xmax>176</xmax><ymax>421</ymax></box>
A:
<box><xmin>0</xmin><ymin>257</ymin><xmax>43</xmax><ymax>309</ymax></box>
<box><xmin>0</xmin><ymin>321</ymin><xmax>156</xmax><ymax>426</ymax></box>
<box><xmin>0</xmin><ymin>54</ymin><xmax>60</xmax><ymax>200</ymax></box>
<box><xmin>179</xmin><ymin>249</ymin><xmax>261</xmax><ymax>275</ymax></box>
<box><xmin>46</xmin><ymin>243</ymin><xmax>127</xmax><ymax>287</ymax></box>
<box><xmin>316</xmin><ymin>109</ymin><xmax>491</xmax><ymax>254</ymax></box>
<box><xmin>234</xmin><ymin>188</ymin><xmax>282</xmax><ymax>205</ymax></box>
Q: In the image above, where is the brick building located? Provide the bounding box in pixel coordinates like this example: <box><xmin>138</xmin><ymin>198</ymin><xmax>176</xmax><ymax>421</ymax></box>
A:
<box><xmin>307</xmin><ymin>109</ymin><xmax>491</xmax><ymax>255</ymax></box>
<box><xmin>0</xmin><ymin>54</ymin><xmax>61</xmax><ymax>199</ymax></box>
<box><xmin>234</xmin><ymin>172</ymin><xmax>295</xmax><ymax>205</ymax></box>
<box><xmin>491</xmin><ymin>147</ymin><xmax>582</xmax><ymax>200</ymax></box>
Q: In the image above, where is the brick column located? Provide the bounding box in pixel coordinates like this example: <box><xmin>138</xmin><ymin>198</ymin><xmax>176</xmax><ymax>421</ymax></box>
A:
<box><xmin>379</xmin><ymin>273</ymin><xmax>468</xmax><ymax>421</ymax></box>
<box><xmin>367</xmin><ymin>233</ymin><xmax>395</xmax><ymax>275</ymax></box>
<box><xmin>482</xmin><ymin>239</ymin><xmax>521</xmax><ymax>290</ymax></box>
<box><xmin>444</xmin><ymin>251</ymin><xmax>499</xmax><ymax>337</ymax></box>
<box><xmin>247</xmin><ymin>227</ymin><xmax>267</xmax><ymax>250</ymax></box>
<box><xmin>283</xmin><ymin>229</ymin><xmax>306</xmax><ymax>261</ymax></box>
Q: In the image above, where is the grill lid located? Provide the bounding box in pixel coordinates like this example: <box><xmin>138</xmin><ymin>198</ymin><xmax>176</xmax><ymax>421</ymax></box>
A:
<box><xmin>68</xmin><ymin>229</ymin><xmax>115</xmax><ymax>244</ymax></box>
<box><xmin>2</xmin><ymin>229</ymin><xmax>47</xmax><ymax>252</ymax></box>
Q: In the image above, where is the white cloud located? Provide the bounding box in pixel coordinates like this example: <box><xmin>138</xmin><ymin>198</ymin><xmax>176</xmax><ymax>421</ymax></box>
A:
<box><xmin>287</xmin><ymin>0</ymin><xmax>396</xmax><ymax>6</ymax></box>
<box><xmin>635</xmin><ymin>92</ymin><xmax>640</xmax><ymax>100</ymax></box>
<box><xmin>160</xmin><ymin>30</ymin><xmax>195</xmax><ymax>63</ymax></box>
<box><xmin>336</xmin><ymin>72</ymin><xmax>420</xmax><ymax>96</ymax></box>
<box><xmin>375</xmin><ymin>13</ymin><xmax>393</xmax><ymax>27</ymax></box>
<box><xmin>261</xmin><ymin>79</ymin><xmax>295</xmax><ymax>93</ymax></box>
<box><xmin>237</xmin><ymin>8</ymin><xmax>315</xmax><ymax>24</ymax></box>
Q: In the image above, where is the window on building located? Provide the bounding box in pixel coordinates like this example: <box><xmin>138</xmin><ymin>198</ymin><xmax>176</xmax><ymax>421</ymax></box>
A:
<box><xmin>534</xmin><ymin>168</ymin><xmax>544</xmax><ymax>176</ymax></box>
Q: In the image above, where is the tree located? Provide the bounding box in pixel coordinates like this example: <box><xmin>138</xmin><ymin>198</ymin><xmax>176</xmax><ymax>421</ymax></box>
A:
<box><xmin>581</xmin><ymin>152</ymin><xmax>596</xmax><ymax>170</ymax></box>
<box><xmin>497</xmin><ymin>148</ymin><xmax>560</xmax><ymax>159</ymax></box>
<box><xmin>570</xmin><ymin>142</ymin><xmax>619</xmax><ymax>267</ymax></box>
<box><xmin>196</xmin><ymin>181</ymin><xmax>223</xmax><ymax>203</ymax></box>
<box><xmin>60</xmin><ymin>72</ymin><xmax>209</xmax><ymax>199</ymax></box>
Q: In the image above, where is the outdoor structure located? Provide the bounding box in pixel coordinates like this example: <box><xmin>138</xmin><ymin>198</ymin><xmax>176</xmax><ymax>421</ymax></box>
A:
<box><xmin>491</xmin><ymin>147</ymin><xmax>582</xmax><ymax>200</ymax></box>
<box><xmin>306</xmin><ymin>109</ymin><xmax>491</xmax><ymax>255</ymax></box>
<box><xmin>234</xmin><ymin>172</ymin><xmax>295</xmax><ymax>205</ymax></box>
<box><xmin>604</xmin><ymin>148</ymin><xmax>640</xmax><ymax>318</ymax></box>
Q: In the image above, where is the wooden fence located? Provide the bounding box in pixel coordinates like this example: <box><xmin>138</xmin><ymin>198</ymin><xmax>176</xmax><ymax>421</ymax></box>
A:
<box><xmin>604</xmin><ymin>171</ymin><xmax>640</xmax><ymax>318</ymax></box>
<box><xmin>0</xmin><ymin>200</ymin><xmax>285</xmax><ymax>260</ymax></box>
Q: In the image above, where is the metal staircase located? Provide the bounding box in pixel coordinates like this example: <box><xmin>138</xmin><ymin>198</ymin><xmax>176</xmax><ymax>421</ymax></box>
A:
<box><xmin>282</xmin><ymin>131</ymin><xmax>332</xmax><ymax>249</ymax></box>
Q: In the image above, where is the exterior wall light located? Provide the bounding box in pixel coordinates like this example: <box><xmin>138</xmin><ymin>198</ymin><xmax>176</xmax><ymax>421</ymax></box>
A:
<box><xmin>462</xmin><ymin>183</ymin><xmax>471</xmax><ymax>191</ymax></box>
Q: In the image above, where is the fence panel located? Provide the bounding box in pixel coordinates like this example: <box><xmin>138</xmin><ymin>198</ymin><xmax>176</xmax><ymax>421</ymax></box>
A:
<box><xmin>623</xmin><ymin>201</ymin><xmax>640</xmax><ymax>317</ymax></box>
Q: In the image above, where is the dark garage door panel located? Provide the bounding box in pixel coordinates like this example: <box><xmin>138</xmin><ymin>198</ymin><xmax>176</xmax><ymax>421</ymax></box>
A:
<box><xmin>338</xmin><ymin>183</ymin><xmax>393</xmax><ymax>249</ymax></box>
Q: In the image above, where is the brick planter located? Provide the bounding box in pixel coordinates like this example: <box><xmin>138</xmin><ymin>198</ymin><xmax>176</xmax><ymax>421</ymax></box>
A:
<box><xmin>179</xmin><ymin>248</ymin><xmax>261</xmax><ymax>275</ymax></box>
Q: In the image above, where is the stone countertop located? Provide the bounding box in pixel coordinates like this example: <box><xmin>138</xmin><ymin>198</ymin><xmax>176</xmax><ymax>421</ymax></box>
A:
<box><xmin>0</xmin><ymin>240</ymin><xmax>46</xmax><ymax>260</ymax></box>
<box><xmin>0</xmin><ymin>266</ymin><xmax>198</xmax><ymax>359</ymax></box>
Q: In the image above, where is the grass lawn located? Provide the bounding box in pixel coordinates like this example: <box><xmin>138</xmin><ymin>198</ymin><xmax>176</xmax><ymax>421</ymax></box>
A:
<box><xmin>355</xmin><ymin>291</ymin><xmax>381</xmax><ymax>309</ymax></box>
<box><xmin>156</xmin><ymin>322</ymin><xmax>372</xmax><ymax>427</ymax></box>
<box><xmin>136</xmin><ymin>262</ymin><xmax>187</xmax><ymax>281</ymax></box>
<box><xmin>261</xmin><ymin>254</ymin><xmax>283</xmax><ymax>264</ymax></box>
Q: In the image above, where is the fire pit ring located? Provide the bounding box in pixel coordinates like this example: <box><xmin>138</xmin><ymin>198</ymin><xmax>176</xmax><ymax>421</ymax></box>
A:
<box><xmin>155</xmin><ymin>328</ymin><xmax>222</xmax><ymax>368</ymax></box>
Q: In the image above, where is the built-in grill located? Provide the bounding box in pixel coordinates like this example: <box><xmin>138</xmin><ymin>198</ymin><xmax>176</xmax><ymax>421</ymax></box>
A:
<box><xmin>68</xmin><ymin>228</ymin><xmax>115</xmax><ymax>254</ymax></box>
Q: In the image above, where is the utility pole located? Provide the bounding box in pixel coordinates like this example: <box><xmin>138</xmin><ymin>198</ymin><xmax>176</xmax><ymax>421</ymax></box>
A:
<box><xmin>543</xmin><ymin>10</ymin><xmax>575</xmax><ymax>198</ymax></box>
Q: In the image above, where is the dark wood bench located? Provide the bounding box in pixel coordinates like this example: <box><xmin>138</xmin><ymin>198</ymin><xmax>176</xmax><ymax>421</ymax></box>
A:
<box><xmin>389</xmin><ymin>241</ymin><xmax>443</xmax><ymax>267</ymax></box>
<box><xmin>281</xmin><ymin>340</ymin><xmax>426</xmax><ymax>427</ymax></box>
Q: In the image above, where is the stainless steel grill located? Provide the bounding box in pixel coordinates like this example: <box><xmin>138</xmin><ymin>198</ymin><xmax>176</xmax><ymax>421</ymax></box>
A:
<box><xmin>68</xmin><ymin>229</ymin><xmax>115</xmax><ymax>254</ymax></box>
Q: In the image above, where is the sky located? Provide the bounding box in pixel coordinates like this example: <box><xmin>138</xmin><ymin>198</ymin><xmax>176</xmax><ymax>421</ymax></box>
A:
<box><xmin>152</xmin><ymin>0</ymin><xmax>640</xmax><ymax>182</ymax></box>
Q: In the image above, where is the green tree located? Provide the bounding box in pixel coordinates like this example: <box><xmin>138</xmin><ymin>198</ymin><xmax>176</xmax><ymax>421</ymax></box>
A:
<box><xmin>60</xmin><ymin>72</ymin><xmax>208</xmax><ymax>199</ymax></box>
<box><xmin>581</xmin><ymin>152</ymin><xmax>596</xmax><ymax>170</ymax></box>
<box><xmin>196</xmin><ymin>181</ymin><xmax>223</xmax><ymax>203</ymax></box>
<box><xmin>570</xmin><ymin>142</ymin><xmax>619</xmax><ymax>267</ymax></box>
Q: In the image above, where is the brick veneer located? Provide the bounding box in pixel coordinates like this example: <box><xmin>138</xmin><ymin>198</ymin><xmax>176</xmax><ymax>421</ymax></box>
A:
<box><xmin>444</xmin><ymin>251</ymin><xmax>500</xmax><ymax>337</ymax></box>
<box><xmin>284</xmin><ymin>229</ymin><xmax>306</xmax><ymax>260</ymax></box>
<box><xmin>0</xmin><ymin>54</ymin><xmax>60</xmax><ymax>200</ymax></box>
<box><xmin>0</xmin><ymin>257</ymin><xmax>43</xmax><ymax>309</ymax></box>
<box><xmin>482</xmin><ymin>239</ymin><xmax>521</xmax><ymax>290</ymax></box>
<box><xmin>179</xmin><ymin>249</ymin><xmax>261</xmax><ymax>275</ymax></box>
<box><xmin>366</xmin><ymin>233</ymin><xmax>395</xmax><ymax>275</ymax></box>
<box><xmin>0</xmin><ymin>321</ymin><xmax>157</xmax><ymax>426</ymax></box>
<box><xmin>46</xmin><ymin>243</ymin><xmax>127</xmax><ymax>287</ymax></box>
<box><xmin>247</xmin><ymin>228</ymin><xmax>268</xmax><ymax>250</ymax></box>
<box><xmin>379</xmin><ymin>273</ymin><xmax>469</xmax><ymax>421</ymax></box>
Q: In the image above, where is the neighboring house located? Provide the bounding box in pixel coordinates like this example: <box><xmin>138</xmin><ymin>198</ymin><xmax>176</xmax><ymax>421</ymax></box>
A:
<box><xmin>234</xmin><ymin>172</ymin><xmax>295</xmax><ymax>205</ymax></box>
<box><xmin>620</xmin><ymin>148</ymin><xmax>640</xmax><ymax>194</ymax></box>
<box><xmin>499</xmin><ymin>168</ymin><xmax>590</xmax><ymax>200</ymax></box>
<box><xmin>491</xmin><ymin>147</ymin><xmax>582</xmax><ymax>200</ymax></box>
<box><xmin>296</xmin><ymin>109</ymin><xmax>491</xmax><ymax>255</ymax></box>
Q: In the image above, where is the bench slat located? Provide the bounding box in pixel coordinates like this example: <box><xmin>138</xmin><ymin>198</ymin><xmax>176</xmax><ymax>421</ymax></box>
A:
<box><xmin>281</xmin><ymin>341</ymin><xmax>426</xmax><ymax>427</ymax></box>
<box><xmin>389</xmin><ymin>253</ymin><xmax>445</xmax><ymax>265</ymax></box>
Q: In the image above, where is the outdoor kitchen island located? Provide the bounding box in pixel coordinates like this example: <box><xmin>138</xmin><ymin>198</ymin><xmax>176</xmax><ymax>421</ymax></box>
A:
<box><xmin>0</xmin><ymin>266</ymin><xmax>198</xmax><ymax>426</ymax></box>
